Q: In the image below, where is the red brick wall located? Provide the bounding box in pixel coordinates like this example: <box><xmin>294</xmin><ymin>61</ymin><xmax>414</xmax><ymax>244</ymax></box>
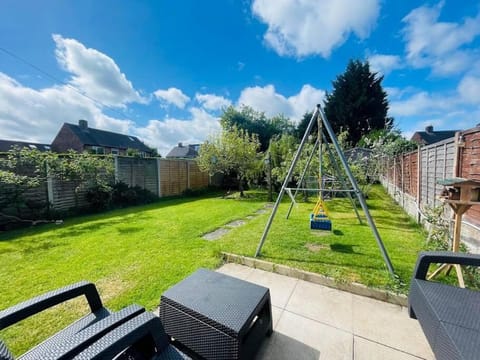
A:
<box><xmin>459</xmin><ymin>129</ymin><xmax>480</xmax><ymax>224</ymax></box>
<box><xmin>51</xmin><ymin>124</ymin><xmax>84</xmax><ymax>153</ymax></box>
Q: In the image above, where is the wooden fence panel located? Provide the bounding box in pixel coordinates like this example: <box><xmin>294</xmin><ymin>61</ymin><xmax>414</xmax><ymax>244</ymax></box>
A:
<box><xmin>116</xmin><ymin>157</ymin><xmax>158</xmax><ymax>195</ymax></box>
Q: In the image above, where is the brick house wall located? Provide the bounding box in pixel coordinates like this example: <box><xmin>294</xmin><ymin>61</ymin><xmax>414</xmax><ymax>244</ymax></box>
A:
<box><xmin>51</xmin><ymin>124</ymin><xmax>84</xmax><ymax>153</ymax></box>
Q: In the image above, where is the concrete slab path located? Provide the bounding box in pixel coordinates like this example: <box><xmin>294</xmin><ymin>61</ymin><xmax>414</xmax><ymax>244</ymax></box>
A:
<box><xmin>217</xmin><ymin>263</ymin><xmax>434</xmax><ymax>360</ymax></box>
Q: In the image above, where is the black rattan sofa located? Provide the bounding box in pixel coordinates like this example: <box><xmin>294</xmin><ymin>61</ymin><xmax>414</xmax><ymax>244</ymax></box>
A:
<box><xmin>408</xmin><ymin>251</ymin><xmax>480</xmax><ymax>360</ymax></box>
<box><xmin>0</xmin><ymin>281</ymin><xmax>146</xmax><ymax>360</ymax></box>
<box><xmin>0</xmin><ymin>281</ymin><xmax>191</xmax><ymax>360</ymax></box>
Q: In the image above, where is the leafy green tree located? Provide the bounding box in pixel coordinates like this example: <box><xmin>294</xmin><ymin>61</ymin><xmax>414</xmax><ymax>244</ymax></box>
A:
<box><xmin>295</xmin><ymin>111</ymin><xmax>317</xmax><ymax>140</ymax></box>
<box><xmin>359</xmin><ymin>128</ymin><xmax>417</xmax><ymax>157</ymax></box>
<box><xmin>346</xmin><ymin>129</ymin><xmax>417</xmax><ymax>196</ymax></box>
<box><xmin>197</xmin><ymin>126</ymin><xmax>261</xmax><ymax>196</ymax></box>
<box><xmin>56</xmin><ymin>150</ymin><xmax>114</xmax><ymax>193</ymax></box>
<box><xmin>0</xmin><ymin>147</ymin><xmax>114</xmax><ymax>223</ymax></box>
<box><xmin>324</xmin><ymin>59</ymin><xmax>392</xmax><ymax>145</ymax></box>
<box><xmin>0</xmin><ymin>147</ymin><xmax>55</xmax><ymax>221</ymax></box>
<box><xmin>268</xmin><ymin>134</ymin><xmax>299</xmax><ymax>190</ymax></box>
<box><xmin>221</xmin><ymin>105</ymin><xmax>295</xmax><ymax>151</ymax></box>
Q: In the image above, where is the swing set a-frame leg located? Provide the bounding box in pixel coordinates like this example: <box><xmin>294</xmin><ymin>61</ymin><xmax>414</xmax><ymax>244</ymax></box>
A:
<box><xmin>255</xmin><ymin>104</ymin><xmax>395</xmax><ymax>276</ymax></box>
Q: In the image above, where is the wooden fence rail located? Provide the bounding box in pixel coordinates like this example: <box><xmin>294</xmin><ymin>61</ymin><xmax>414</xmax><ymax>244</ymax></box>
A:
<box><xmin>381</xmin><ymin>126</ymin><xmax>480</xmax><ymax>251</ymax></box>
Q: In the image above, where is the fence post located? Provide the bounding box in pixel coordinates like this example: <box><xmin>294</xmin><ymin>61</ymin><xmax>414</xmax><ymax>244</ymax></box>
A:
<box><xmin>417</xmin><ymin>146</ymin><xmax>422</xmax><ymax>223</ymax></box>
<box><xmin>46</xmin><ymin>163</ymin><xmax>54</xmax><ymax>208</ymax></box>
<box><xmin>157</xmin><ymin>158</ymin><xmax>162</xmax><ymax>197</ymax></box>
<box><xmin>453</xmin><ymin>131</ymin><xmax>463</xmax><ymax>178</ymax></box>
<box><xmin>401</xmin><ymin>154</ymin><xmax>405</xmax><ymax>208</ymax></box>
<box><xmin>393</xmin><ymin>157</ymin><xmax>396</xmax><ymax>198</ymax></box>
<box><xmin>114</xmin><ymin>156</ymin><xmax>119</xmax><ymax>183</ymax></box>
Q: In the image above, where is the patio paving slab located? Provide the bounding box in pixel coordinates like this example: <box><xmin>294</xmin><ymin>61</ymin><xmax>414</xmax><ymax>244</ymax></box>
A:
<box><xmin>244</xmin><ymin>268</ymin><xmax>298</xmax><ymax>308</ymax></box>
<box><xmin>286</xmin><ymin>279</ymin><xmax>353</xmax><ymax>332</ymax></box>
<box><xmin>216</xmin><ymin>263</ymin><xmax>434</xmax><ymax>360</ymax></box>
<box><xmin>352</xmin><ymin>294</ymin><xmax>434</xmax><ymax>359</ymax></box>
<box><xmin>216</xmin><ymin>262</ymin><xmax>255</xmax><ymax>280</ymax></box>
<box><xmin>273</xmin><ymin>310</ymin><xmax>353</xmax><ymax>360</ymax></box>
<box><xmin>354</xmin><ymin>337</ymin><xmax>427</xmax><ymax>360</ymax></box>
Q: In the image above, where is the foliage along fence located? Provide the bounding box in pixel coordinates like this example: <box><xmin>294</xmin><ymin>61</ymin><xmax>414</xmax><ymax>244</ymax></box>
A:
<box><xmin>1</xmin><ymin>156</ymin><xmax>210</xmax><ymax>225</ymax></box>
<box><xmin>380</xmin><ymin>126</ymin><xmax>480</xmax><ymax>251</ymax></box>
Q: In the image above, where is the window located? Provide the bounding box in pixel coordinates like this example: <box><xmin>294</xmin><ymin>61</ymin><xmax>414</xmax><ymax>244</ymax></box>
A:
<box><xmin>91</xmin><ymin>146</ymin><xmax>105</xmax><ymax>155</ymax></box>
<box><xmin>111</xmin><ymin>148</ymin><xmax>119</xmax><ymax>155</ymax></box>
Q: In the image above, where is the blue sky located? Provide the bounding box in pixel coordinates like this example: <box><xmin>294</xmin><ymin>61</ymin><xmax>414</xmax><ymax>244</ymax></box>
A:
<box><xmin>1</xmin><ymin>0</ymin><xmax>480</xmax><ymax>155</ymax></box>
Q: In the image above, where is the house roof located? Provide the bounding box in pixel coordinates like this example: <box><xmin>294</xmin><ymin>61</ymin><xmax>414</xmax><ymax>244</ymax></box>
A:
<box><xmin>411</xmin><ymin>126</ymin><xmax>458</xmax><ymax>145</ymax></box>
<box><xmin>64</xmin><ymin>122</ymin><xmax>152</xmax><ymax>152</ymax></box>
<box><xmin>166</xmin><ymin>143</ymin><xmax>199</xmax><ymax>158</ymax></box>
<box><xmin>0</xmin><ymin>139</ymin><xmax>51</xmax><ymax>152</ymax></box>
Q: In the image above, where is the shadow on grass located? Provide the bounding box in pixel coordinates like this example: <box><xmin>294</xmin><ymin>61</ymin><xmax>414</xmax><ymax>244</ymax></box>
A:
<box><xmin>0</xmin><ymin>193</ymin><xmax>225</xmax><ymax>242</ymax></box>
<box><xmin>372</xmin><ymin>215</ymin><xmax>419</xmax><ymax>230</ymax></box>
<box><xmin>22</xmin><ymin>239</ymin><xmax>68</xmax><ymax>254</ymax></box>
<box><xmin>117</xmin><ymin>226</ymin><xmax>143</xmax><ymax>234</ymax></box>
<box><xmin>330</xmin><ymin>243</ymin><xmax>356</xmax><ymax>253</ymax></box>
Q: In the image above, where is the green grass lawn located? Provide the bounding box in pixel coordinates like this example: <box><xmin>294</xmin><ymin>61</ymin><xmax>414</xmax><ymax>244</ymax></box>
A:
<box><xmin>0</xmin><ymin>186</ymin><xmax>426</xmax><ymax>355</ymax></box>
<box><xmin>219</xmin><ymin>185</ymin><xmax>426</xmax><ymax>289</ymax></box>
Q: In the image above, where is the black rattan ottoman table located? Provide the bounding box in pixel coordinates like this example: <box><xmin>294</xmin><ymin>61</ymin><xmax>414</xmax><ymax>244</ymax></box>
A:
<box><xmin>159</xmin><ymin>268</ymin><xmax>272</xmax><ymax>360</ymax></box>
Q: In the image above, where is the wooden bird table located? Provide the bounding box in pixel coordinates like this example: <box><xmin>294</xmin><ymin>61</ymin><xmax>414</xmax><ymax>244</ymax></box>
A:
<box><xmin>427</xmin><ymin>178</ymin><xmax>480</xmax><ymax>287</ymax></box>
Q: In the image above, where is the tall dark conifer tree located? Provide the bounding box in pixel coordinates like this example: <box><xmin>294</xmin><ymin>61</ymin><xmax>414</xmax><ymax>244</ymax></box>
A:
<box><xmin>324</xmin><ymin>59</ymin><xmax>392</xmax><ymax>146</ymax></box>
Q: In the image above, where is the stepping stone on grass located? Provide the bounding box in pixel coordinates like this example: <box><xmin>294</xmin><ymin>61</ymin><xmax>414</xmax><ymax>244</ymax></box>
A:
<box><xmin>202</xmin><ymin>228</ymin><xmax>230</xmax><ymax>241</ymax></box>
<box><xmin>225</xmin><ymin>220</ymin><xmax>246</xmax><ymax>227</ymax></box>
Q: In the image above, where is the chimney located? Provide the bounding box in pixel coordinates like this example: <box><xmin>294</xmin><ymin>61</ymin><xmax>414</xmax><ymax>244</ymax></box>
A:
<box><xmin>425</xmin><ymin>125</ymin><xmax>434</xmax><ymax>134</ymax></box>
<box><xmin>178</xmin><ymin>142</ymin><xmax>183</xmax><ymax>147</ymax></box>
<box><xmin>79</xmin><ymin>119</ymin><xmax>88</xmax><ymax>130</ymax></box>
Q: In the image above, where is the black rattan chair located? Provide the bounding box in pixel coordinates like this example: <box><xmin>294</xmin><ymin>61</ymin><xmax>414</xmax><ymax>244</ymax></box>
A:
<box><xmin>72</xmin><ymin>312</ymin><xmax>192</xmax><ymax>359</ymax></box>
<box><xmin>0</xmin><ymin>281</ymin><xmax>144</xmax><ymax>360</ymax></box>
<box><xmin>409</xmin><ymin>251</ymin><xmax>480</xmax><ymax>360</ymax></box>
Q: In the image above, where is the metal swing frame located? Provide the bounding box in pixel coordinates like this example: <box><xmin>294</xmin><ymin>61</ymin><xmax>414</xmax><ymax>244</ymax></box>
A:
<box><xmin>254</xmin><ymin>104</ymin><xmax>395</xmax><ymax>275</ymax></box>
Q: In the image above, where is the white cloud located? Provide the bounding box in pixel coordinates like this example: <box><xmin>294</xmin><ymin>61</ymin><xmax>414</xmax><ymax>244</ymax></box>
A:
<box><xmin>0</xmin><ymin>72</ymin><xmax>220</xmax><ymax>156</ymax></box>
<box><xmin>252</xmin><ymin>0</ymin><xmax>380</xmax><ymax>58</ymax></box>
<box><xmin>401</xmin><ymin>3</ymin><xmax>480</xmax><ymax>76</ymax></box>
<box><xmin>0</xmin><ymin>72</ymin><xmax>134</xmax><ymax>144</ymax></box>
<box><xmin>389</xmin><ymin>91</ymin><xmax>457</xmax><ymax>117</ymax></box>
<box><xmin>52</xmin><ymin>34</ymin><xmax>145</xmax><ymax>107</ymax></box>
<box><xmin>154</xmin><ymin>87</ymin><xmax>191</xmax><ymax>109</ymax></box>
<box><xmin>195</xmin><ymin>93</ymin><xmax>232</xmax><ymax>111</ymax></box>
<box><xmin>388</xmin><ymin>77</ymin><xmax>480</xmax><ymax>138</ymax></box>
<box><xmin>458</xmin><ymin>75</ymin><xmax>480</xmax><ymax>104</ymax></box>
<box><xmin>238</xmin><ymin>84</ymin><xmax>324</xmax><ymax>122</ymax></box>
<box><xmin>368</xmin><ymin>54</ymin><xmax>403</xmax><ymax>75</ymax></box>
<box><xmin>134</xmin><ymin>107</ymin><xmax>221</xmax><ymax>156</ymax></box>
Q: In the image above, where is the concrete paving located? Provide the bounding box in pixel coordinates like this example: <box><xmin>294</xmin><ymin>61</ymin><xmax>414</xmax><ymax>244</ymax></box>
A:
<box><xmin>217</xmin><ymin>263</ymin><xmax>435</xmax><ymax>360</ymax></box>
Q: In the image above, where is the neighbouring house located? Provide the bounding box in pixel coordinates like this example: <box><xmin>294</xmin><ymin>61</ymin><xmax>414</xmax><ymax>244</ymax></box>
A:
<box><xmin>410</xmin><ymin>125</ymin><xmax>459</xmax><ymax>146</ymax></box>
<box><xmin>51</xmin><ymin>119</ymin><xmax>154</xmax><ymax>157</ymax></box>
<box><xmin>0</xmin><ymin>139</ymin><xmax>51</xmax><ymax>152</ymax></box>
<box><xmin>166</xmin><ymin>142</ymin><xmax>200</xmax><ymax>159</ymax></box>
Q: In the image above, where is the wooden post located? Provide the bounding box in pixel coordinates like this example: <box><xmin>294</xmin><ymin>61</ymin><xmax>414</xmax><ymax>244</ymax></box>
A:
<box><xmin>428</xmin><ymin>178</ymin><xmax>480</xmax><ymax>287</ymax></box>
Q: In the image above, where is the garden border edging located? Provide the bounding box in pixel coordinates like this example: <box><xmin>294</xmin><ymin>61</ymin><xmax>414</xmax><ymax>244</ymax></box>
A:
<box><xmin>221</xmin><ymin>252</ymin><xmax>407</xmax><ymax>307</ymax></box>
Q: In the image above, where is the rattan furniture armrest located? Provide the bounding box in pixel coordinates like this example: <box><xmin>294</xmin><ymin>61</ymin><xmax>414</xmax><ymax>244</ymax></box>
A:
<box><xmin>73</xmin><ymin>312</ymin><xmax>182</xmax><ymax>360</ymax></box>
<box><xmin>24</xmin><ymin>304</ymin><xmax>145</xmax><ymax>360</ymax></box>
<box><xmin>0</xmin><ymin>281</ymin><xmax>103</xmax><ymax>331</ymax></box>
<box><xmin>413</xmin><ymin>251</ymin><xmax>480</xmax><ymax>280</ymax></box>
